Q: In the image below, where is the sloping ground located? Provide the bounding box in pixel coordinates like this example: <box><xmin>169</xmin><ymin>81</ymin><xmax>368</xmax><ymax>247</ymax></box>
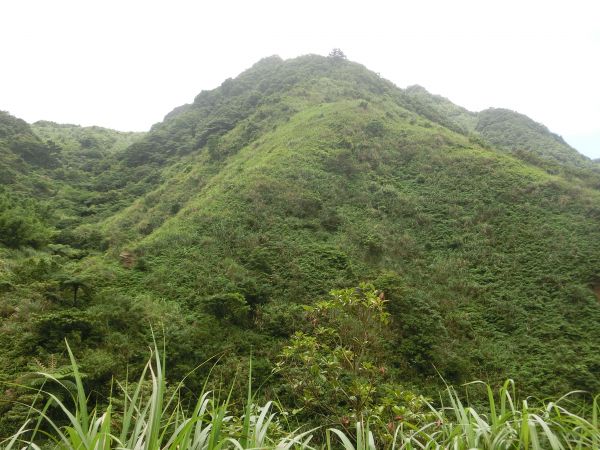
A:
<box><xmin>31</xmin><ymin>121</ymin><xmax>144</xmax><ymax>176</ymax></box>
<box><xmin>1</xmin><ymin>55</ymin><xmax>599</xmax><ymax>431</ymax></box>
<box><xmin>101</xmin><ymin>73</ymin><xmax>600</xmax><ymax>395</ymax></box>
<box><xmin>476</xmin><ymin>108</ymin><xmax>599</xmax><ymax>172</ymax></box>
<box><xmin>401</xmin><ymin>87</ymin><xmax>600</xmax><ymax>189</ymax></box>
<box><xmin>1</xmin><ymin>112</ymin><xmax>147</xmax><ymax>227</ymax></box>
<box><xmin>402</xmin><ymin>84</ymin><xmax>478</xmax><ymax>134</ymax></box>
<box><xmin>0</xmin><ymin>111</ymin><xmax>59</xmax><ymax>190</ymax></box>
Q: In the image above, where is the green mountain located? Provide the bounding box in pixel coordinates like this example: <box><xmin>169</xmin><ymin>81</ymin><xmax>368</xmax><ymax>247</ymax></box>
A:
<box><xmin>1</xmin><ymin>54</ymin><xmax>599</xmax><ymax>434</ymax></box>
<box><xmin>0</xmin><ymin>111</ymin><xmax>60</xmax><ymax>187</ymax></box>
<box><xmin>402</xmin><ymin>84</ymin><xmax>478</xmax><ymax>134</ymax></box>
<box><xmin>401</xmin><ymin>88</ymin><xmax>600</xmax><ymax>183</ymax></box>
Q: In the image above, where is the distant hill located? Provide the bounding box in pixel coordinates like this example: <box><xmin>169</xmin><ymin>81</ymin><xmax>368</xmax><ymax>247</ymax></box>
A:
<box><xmin>398</xmin><ymin>89</ymin><xmax>600</xmax><ymax>184</ymax></box>
<box><xmin>475</xmin><ymin>108</ymin><xmax>596</xmax><ymax>168</ymax></box>
<box><xmin>1</xmin><ymin>55</ymin><xmax>599</xmax><ymax>434</ymax></box>
<box><xmin>0</xmin><ymin>111</ymin><xmax>59</xmax><ymax>184</ymax></box>
<box><xmin>402</xmin><ymin>84</ymin><xmax>478</xmax><ymax>134</ymax></box>
<box><xmin>32</xmin><ymin>120</ymin><xmax>143</xmax><ymax>156</ymax></box>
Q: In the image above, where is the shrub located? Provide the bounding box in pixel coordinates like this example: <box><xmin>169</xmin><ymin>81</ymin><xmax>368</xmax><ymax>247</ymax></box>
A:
<box><xmin>202</xmin><ymin>292</ymin><xmax>250</xmax><ymax>324</ymax></box>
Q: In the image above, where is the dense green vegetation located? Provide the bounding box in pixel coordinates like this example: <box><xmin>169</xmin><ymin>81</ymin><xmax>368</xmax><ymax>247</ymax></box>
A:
<box><xmin>2</xmin><ymin>340</ymin><xmax>599</xmax><ymax>449</ymax></box>
<box><xmin>1</xmin><ymin>53</ymin><xmax>599</xmax><ymax>443</ymax></box>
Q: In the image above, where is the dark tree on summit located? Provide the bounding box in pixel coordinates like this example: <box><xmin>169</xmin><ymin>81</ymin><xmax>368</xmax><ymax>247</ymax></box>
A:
<box><xmin>328</xmin><ymin>48</ymin><xmax>347</xmax><ymax>59</ymax></box>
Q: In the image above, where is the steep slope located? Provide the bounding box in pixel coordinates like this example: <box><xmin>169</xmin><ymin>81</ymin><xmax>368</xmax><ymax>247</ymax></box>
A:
<box><xmin>475</xmin><ymin>108</ymin><xmax>597</xmax><ymax>169</ymax></box>
<box><xmin>1</xmin><ymin>55</ymin><xmax>599</xmax><ymax>435</ymax></box>
<box><xmin>0</xmin><ymin>112</ymin><xmax>147</xmax><ymax>251</ymax></box>
<box><xmin>98</xmin><ymin>55</ymin><xmax>600</xmax><ymax>395</ymax></box>
<box><xmin>399</xmin><ymin>88</ymin><xmax>600</xmax><ymax>188</ymax></box>
<box><xmin>0</xmin><ymin>115</ymin><xmax>150</xmax><ymax>433</ymax></box>
<box><xmin>0</xmin><ymin>111</ymin><xmax>60</xmax><ymax>188</ymax></box>
<box><xmin>403</xmin><ymin>84</ymin><xmax>478</xmax><ymax>134</ymax></box>
<box><xmin>31</xmin><ymin>121</ymin><xmax>143</xmax><ymax>173</ymax></box>
<box><xmin>0</xmin><ymin>112</ymin><xmax>63</xmax><ymax>248</ymax></box>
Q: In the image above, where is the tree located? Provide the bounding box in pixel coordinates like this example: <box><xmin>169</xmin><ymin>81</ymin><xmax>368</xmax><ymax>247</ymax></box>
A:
<box><xmin>58</xmin><ymin>274</ymin><xmax>91</xmax><ymax>305</ymax></box>
<box><xmin>275</xmin><ymin>283</ymin><xmax>431</xmax><ymax>437</ymax></box>
<box><xmin>328</xmin><ymin>48</ymin><xmax>347</xmax><ymax>60</ymax></box>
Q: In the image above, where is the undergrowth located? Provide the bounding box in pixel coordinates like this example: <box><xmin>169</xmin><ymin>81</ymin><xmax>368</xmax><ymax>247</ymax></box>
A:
<box><xmin>2</xmin><ymin>341</ymin><xmax>598</xmax><ymax>450</ymax></box>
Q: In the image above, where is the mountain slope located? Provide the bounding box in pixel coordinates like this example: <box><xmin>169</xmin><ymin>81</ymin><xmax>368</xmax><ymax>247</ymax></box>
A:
<box><xmin>402</xmin><ymin>84</ymin><xmax>478</xmax><ymax>134</ymax></box>
<box><xmin>476</xmin><ymin>107</ymin><xmax>598</xmax><ymax>169</ymax></box>
<box><xmin>399</xmin><ymin>88</ymin><xmax>600</xmax><ymax>187</ymax></box>
<box><xmin>0</xmin><ymin>111</ymin><xmax>60</xmax><ymax>187</ymax></box>
<box><xmin>1</xmin><ymin>55</ymin><xmax>599</xmax><ymax>433</ymax></box>
<box><xmin>97</xmin><ymin>55</ymin><xmax>600</xmax><ymax>394</ymax></box>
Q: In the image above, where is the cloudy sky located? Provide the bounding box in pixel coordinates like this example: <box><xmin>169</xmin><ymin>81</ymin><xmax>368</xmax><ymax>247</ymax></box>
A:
<box><xmin>1</xmin><ymin>0</ymin><xmax>599</xmax><ymax>158</ymax></box>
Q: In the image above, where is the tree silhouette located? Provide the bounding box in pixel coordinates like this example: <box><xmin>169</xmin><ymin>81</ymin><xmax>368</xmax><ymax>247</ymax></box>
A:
<box><xmin>328</xmin><ymin>48</ymin><xmax>347</xmax><ymax>60</ymax></box>
<box><xmin>59</xmin><ymin>275</ymin><xmax>91</xmax><ymax>305</ymax></box>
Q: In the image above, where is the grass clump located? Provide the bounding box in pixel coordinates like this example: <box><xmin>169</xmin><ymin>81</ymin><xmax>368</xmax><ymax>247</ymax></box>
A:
<box><xmin>327</xmin><ymin>381</ymin><xmax>599</xmax><ymax>449</ymax></box>
<box><xmin>2</xmin><ymin>341</ymin><xmax>598</xmax><ymax>450</ymax></box>
<box><xmin>1</xmin><ymin>340</ymin><xmax>314</xmax><ymax>450</ymax></box>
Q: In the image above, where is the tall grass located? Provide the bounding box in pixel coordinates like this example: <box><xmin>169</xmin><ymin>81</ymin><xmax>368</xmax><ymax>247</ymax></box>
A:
<box><xmin>2</xmin><ymin>344</ymin><xmax>598</xmax><ymax>450</ymax></box>
<box><xmin>0</xmin><ymin>341</ymin><xmax>314</xmax><ymax>450</ymax></box>
<box><xmin>327</xmin><ymin>380</ymin><xmax>600</xmax><ymax>450</ymax></box>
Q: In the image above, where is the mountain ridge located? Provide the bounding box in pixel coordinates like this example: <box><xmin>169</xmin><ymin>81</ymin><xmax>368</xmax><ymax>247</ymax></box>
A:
<box><xmin>93</xmin><ymin>55</ymin><xmax>600</xmax><ymax>391</ymax></box>
<box><xmin>1</xmin><ymin>54</ymin><xmax>599</xmax><ymax>435</ymax></box>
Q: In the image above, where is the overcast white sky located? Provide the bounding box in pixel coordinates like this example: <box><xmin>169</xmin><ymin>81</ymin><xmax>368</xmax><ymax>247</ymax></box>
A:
<box><xmin>1</xmin><ymin>0</ymin><xmax>599</xmax><ymax>158</ymax></box>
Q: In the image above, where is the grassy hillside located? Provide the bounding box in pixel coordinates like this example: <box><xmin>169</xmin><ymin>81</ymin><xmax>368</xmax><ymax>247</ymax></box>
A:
<box><xmin>1</xmin><ymin>113</ymin><xmax>146</xmax><ymax>223</ymax></box>
<box><xmin>31</xmin><ymin>121</ymin><xmax>144</xmax><ymax>181</ymax></box>
<box><xmin>1</xmin><ymin>54</ymin><xmax>599</xmax><ymax>437</ymax></box>
<box><xmin>100</xmin><ymin>55</ymin><xmax>600</xmax><ymax>394</ymax></box>
<box><xmin>476</xmin><ymin>108</ymin><xmax>600</xmax><ymax>188</ymax></box>
<box><xmin>402</xmin><ymin>84</ymin><xmax>478</xmax><ymax>134</ymax></box>
<box><xmin>104</xmin><ymin>76</ymin><xmax>600</xmax><ymax>392</ymax></box>
<box><xmin>397</xmin><ymin>89</ymin><xmax>600</xmax><ymax>188</ymax></box>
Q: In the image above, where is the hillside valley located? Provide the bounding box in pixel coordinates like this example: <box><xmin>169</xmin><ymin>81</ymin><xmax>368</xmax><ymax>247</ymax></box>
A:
<box><xmin>1</xmin><ymin>54</ymin><xmax>600</xmax><ymax>439</ymax></box>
